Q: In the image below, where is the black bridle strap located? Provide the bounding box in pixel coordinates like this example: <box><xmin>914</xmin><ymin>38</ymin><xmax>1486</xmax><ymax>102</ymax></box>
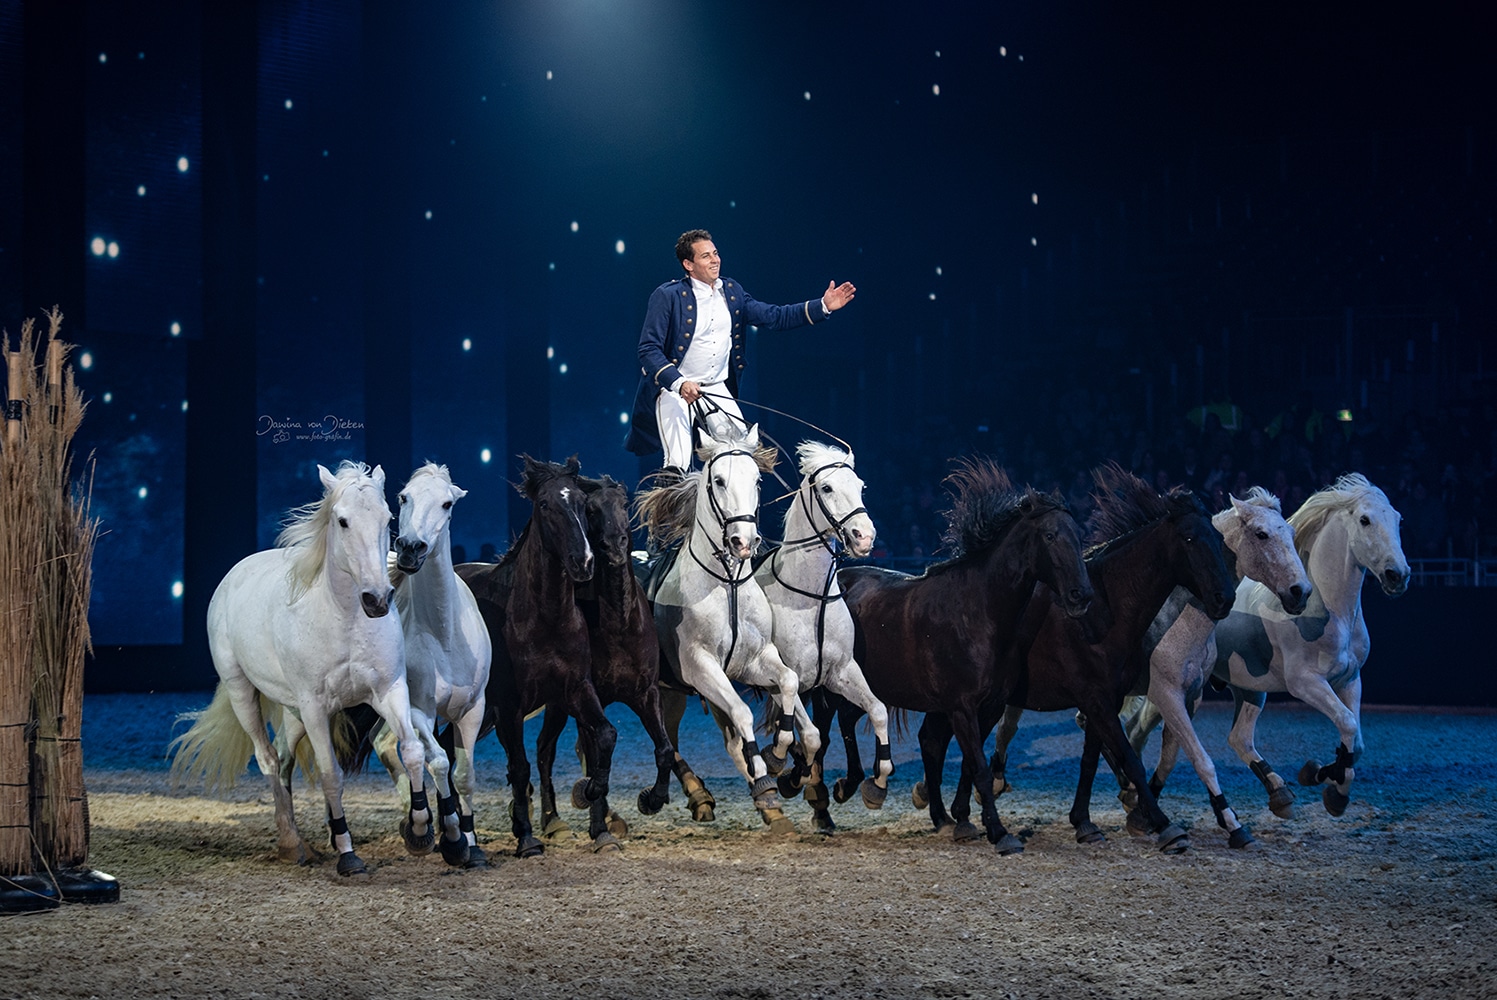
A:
<box><xmin>689</xmin><ymin>445</ymin><xmax>761</xmax><ymax>672</ymax></box>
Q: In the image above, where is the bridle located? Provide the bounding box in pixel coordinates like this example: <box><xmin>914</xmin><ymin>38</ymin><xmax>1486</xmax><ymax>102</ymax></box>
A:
<box><xmin>686</xmin><ymin>446</ymin><xmax>761</xmax><ymax>670</ymax></box>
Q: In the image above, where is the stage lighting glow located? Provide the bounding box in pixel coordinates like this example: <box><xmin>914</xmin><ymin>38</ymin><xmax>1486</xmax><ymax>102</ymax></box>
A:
<box><xmin>137</xmin><ymin>486</ymin><xmax>149</xmax><ymax>499</ymax></box>
<box><xmin>570</xmin><ymin>221</ymin><xmax>579</xmax><ymax>232</ymax></box>
<box><xmin>932</xmin><ymin>84</ymin><xmax>940</xmax><ymax>95</ymax></box>
<box><xmin>181</xmin><ymin>400</ymin><xmax>188</xmax><ymax>412</ymax></box>
<box><xmin>615</xmin><ymin>240</ymin><xmax>625</xmax><ymax>254</ymax></box>
<box><xmin>480</xmin><ymin>448</ymin><xmax>492</xmax><ymax>464</ymax></box>
<box><xmin>935</xmin><ymin>266</ymin><xmax>942</xmax><ymax>275</ymax></box>
<box><xmin>548</xmin><ymin>262</ymin><xmax>555</xmax><ymax>270</ymax></box>
<box><xmin>730</xmin><ymin>200</ymin><xmax>736</xmax><ymax>208</ymax></box>
<box><xmin>102</xmin><ymin>392</ymin><xmax>112</xmax><ymax>403</ymax></box>
<box><xmin>462</xmin><ymin>338</ymin><xmax>472</xmax><ymax>351</ymax></box>
<box><xmin>91</xmin><ymin>237</ymin><xmax>106</xmax><ymax>256</ymax></box>
<box><xmin>1031</xmin><ymin>237</ymin><xmax>1038</xmax><ymax>246</ymax></box>
<box><xmin>107</xmin><ymin>242</ymin><xmax>120</xmax><ymax>258</ymax></box>
<box><xmin>137</xmin><ymin>185</ymin><xmax>146</xmax><ymax>196</ymax></box>
<box><xmin>177</xmin><ymin>157</ymin><xmax>189</xmax><ymax>172</ymax></box>
<box><xmin>559</xmin><ymin>363</ymin><xmax>568</xmax><ymax>374</ymax></box>
<box><xmin>79</xmin><ymin>352</ymin><xmax>93</xmax><ymax>369</ymax></box>
<box><xmin>425</xmin><ymin>210</ymin><xmax>432</xmax><ymax>220</ymax></box>
<box><xmin>171</xmin><ymin>581</ymin><xmax>184</xmax><ymax>598</ymax></box>
<box><xmin>98</xmin><ymin>52</ymin><xmax>106</xmax><ymax>64</ymax></box>
<box><xmin>546</xmin><ymin>70</ymin><xmax>553</xmax><ymax>80</ymax></box>
<box><xmin>547</xmin><ymin>346</ymin><xmax>554</xmax><ymax>359</ymax></box>
<box><xmin>929</xmin><ymin>293</ymin><xmax>936</xmax><ymax>300</ymax></box>
<box><xmin>1336</xmin><ymin>409</ymin><xmax>1354</xmax><ymax>422</ymax></box>
<box><xmin>284</xmin><ymin>99</ymin><xmax>293</xmax><ymax>109</ymax></box>
<box><xmin>803</xmin><ymin>91</ymin><xmax>811</xmax><ymax>100</ymax></box>
<box><xmin>170</xmin><ymin>321</ymin><xmax>181</xmax><ymax>336</ymax></box>
<box><xmin>1000</xmin><ymin>46</ymin><xmax>1007</xmax><ymax>57</ymax></box>
<box><xmin>935</xmin><ymin>50</ymin><xmax>941</xmax><ymax>57</ymax></box>
<box><xmin>619</xmin><ymin>412</ymin><xmax>629</xmax><ymax>424</ymax></box>
<box><xmin>1032</xmin><ymin>193</ymin><xmax>1039</xmax><ymax>204</ymax></box>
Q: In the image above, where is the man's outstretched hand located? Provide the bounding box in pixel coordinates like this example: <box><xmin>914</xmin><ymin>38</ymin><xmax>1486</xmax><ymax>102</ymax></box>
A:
<box><xmin>823</xmin><ymin>280</ymin><xmax>857</xmax><ymax>312</ymax></box>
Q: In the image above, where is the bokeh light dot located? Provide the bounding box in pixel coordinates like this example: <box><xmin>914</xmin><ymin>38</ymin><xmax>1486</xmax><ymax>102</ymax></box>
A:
<box><xmin>107</xmin><ymin>242</ymin><xmax>120</xmax><ymax>258</ymax></box>
<box><xmin>1032</xmin><ymin>193</ymin><xmax>1039</xmax><ymax>204</ymax></box>
<box><xmin>619</xmin><ymin>412</ymin><xmax>629</xmax><ymax>425</ymax></box>
<box><xmin>177</xmin><ymin>157</ymin><xmax>189</xmax><ymax>172</ymax></box>
<box><xmin>102</xmin><ymin>392</ymin><xmax>112</xmax><ymax>404</ymax></box>
<box><xmin>284</xmin><ymin>99</ymin><xmax>293</xmax><ymax>109</ymax></box>
<box><xmin>480</xmin><ymin>448</ymin><xmax>492</xmax><ymax>464</ymax></box>
<box><xmin>462</xmin><ymin>338</ymin><xmax>472</xmax><ymax>351</ymax></box>
<box><xmin>171</xmin><ymin>581</ymin><xmax>184</xmax><ymax>599</ymax></box>
<box><xmin>170</xmin><ymin>321</ymin><xmax>181</xmax><ymax>336</ymax></box>
<box><xmin>615</xmin><ymin>240</ymin><xmax>625</xmax><ymax>254</ymax></box>
<box><xmin>570</xmin><ymin>221</ymin><xmax>579</xmax><ymax>232</ymax></box>
<box><xmin>547</xmin><ymin>346</ymin><xmax>555</xmax><ymax>359</ymax></box>
<box><xmin>90</xmin><ymin>237</ymin><xmax>106</xmax><ymax>256</ymax></box>
<box><xmin>98</xmin><ymin>52</ymin><xmax>107</xmax><ymax>64</ymax></box>
<box><xmin>932</xmin><ymin>84</ymin><xmax>940</xmax><ymax>95</ymax></box>
<box><xmin>137</xmin><ymin>185</ymin><xmax>146</xmax><ymax>196</ymax></box>
<box><xmin>424</xmin><ymin>210</ymin><xmax>432</xmax><ymax>220</ymax></box>
<box><xmin>137</xmin><ymin>486</ymin><xmax>149</xmax><ymax>499</ymax></box>
<box><xmin>803</xmin><ymin>91</ymin><xmax>811</xmax><ymax>101</ymax></box>
<box><xmin>79</xmin><ymin>352</ymin><xmax>93</xmax><ymax>369</ymax></box>
<box><xmin>559</xmin><ymin>363</ymin><xmax>568</xmax><ymax>374</ymax></box>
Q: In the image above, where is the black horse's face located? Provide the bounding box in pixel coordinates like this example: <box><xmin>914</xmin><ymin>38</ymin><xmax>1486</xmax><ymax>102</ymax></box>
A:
<box><xmin>586</xmin><ymin>483</ymin><xmax>632</xmax><ymax>568</ymax></box>
<box><xmin>1171</xmin><ymin>506</ymin><xmax>1236</xmax><ymax>620</ymax></box>
<box><xmin>529</xmin><ymin>466</ymin><xmax>594</xmax><ymax>584</ymax></box>
<box><xmin>1027</xmin><ymin>504</ymin><xmax>1094</xmax><ymax>618</ymax></box>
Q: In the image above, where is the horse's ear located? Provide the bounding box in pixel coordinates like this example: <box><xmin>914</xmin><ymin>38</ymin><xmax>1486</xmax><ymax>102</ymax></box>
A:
<box><xmin>371</xmin><ymin>465</ymin><xmax>386</xmax><ymax>492</ymax></box>
<box><xmin>318</xmin><ymin>464</ymin><xmax>337</xmax><ymax>492</ymax></box>
<box><xmin>1228</xmin><ymin>493</ymin><xmax>1250</xmax><ymax>517</ymax></box>
<box><xmin>564</xmin><ymin>454</ymin><xmax>581</xmax><ymax>475</ymax></box>
<box><xmin>744</xmin><ymin>423</ymin><xmax>760</xmax><ymax>449</ymax></box>
<box><xmin>451</xmin><ymin>485</ymin><xmax>468</xmax><ymax>502</ymax></box>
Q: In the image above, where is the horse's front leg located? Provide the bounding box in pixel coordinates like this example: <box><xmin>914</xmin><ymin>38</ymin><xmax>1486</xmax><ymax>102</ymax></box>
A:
<box><xmin>298</xmin><ymin>708</ymin><xmax>368</xmax><ymax>876</ymax></box>
<box><xmin>950</xmin><ymin>710</ymin><xmax>1021</xmax><ymax>854</ymax></box>
<box><xmin>661</xmin><ymin>684</ymin><xmax>716</xmax><ymax>822</ymax></box>
<box><xmin>740</xmin><ymin>642</ymin><xmax>808</xmax><ymax>778</ymax></box>
<box><xmin>629</xmin><ymin>682</ymin><xmax>678</xmax><ymax>818</ymax></box>
<box><xmin>914</xmin><ymin>713</ymin><xmax>962</xmax><ymax>836</ymax></box>
<box><xmin>824</xmin><ymin>660</ymin><xmax>892</xmax><ymax>808</ymax></box>
<box><xmin>1155</xmin><ymin>687</ymin><xmax>1252</xmax><ymax>849</ymax></box>
<box><xmin>492</xmin><ymin>702</ymin><xmax>542</xmax><ymax>858</ymax></box>
<box><xmin>446</xmin><ymin>697</ymin><xmax>488</xmax><ymax>866</ymax></box>
<box><xmin>989</xmin><ymin>703</ymin><xmax>1023</xmax><ymax>798</ymax></box>
<box><xmin>1226</xmin><ymin>684</ymin><xmax>1296</xmax><ymax>818</ymax></box>
<box><xmin>681</xmin><ymin>648</ymin><xmax>765</xmax><ymax>786</ymax></box>
<box><xmin>570</xmin><ymin>683</ymin><xmax>620</xmax><ymax>849</ymax></box>
<box><xmin>409</xmin><ymin>705</ymin><xmax>465</xmax><ymax>860</ymax></box>
<box><xmin>797</xmin><ymin>689</ymin><xmax>843</xmax><ymax>834</ymax></box>
<box><xmin>368</xmin><ymin>684</ymin><xmax>435</xmax><ymax>858</ymax></box>
<box><xmin>1287</xmin><ymin>670</ymin><xmax>1362</xmax><ymax>817</ymax></box>
<box><xmin>534</xmin><ymin>705</ymin><xmax>572</xmax><ymax>839</ymax></box>
<box><xmin>266</xmin><ymin>708</ymin><xmax>320</xmax><ymax>865</ymax></box>
<box><xmin>1088</xmin><ymin>707</ymin><xmax>1189</xmax><ymax>853</ymax></box>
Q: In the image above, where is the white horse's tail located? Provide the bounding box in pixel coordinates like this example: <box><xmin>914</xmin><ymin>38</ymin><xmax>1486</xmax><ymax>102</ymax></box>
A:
<box><xmin>168</xmin><ymin>685</ymin><xmax>256</xmax><ymax>794</ymax></box>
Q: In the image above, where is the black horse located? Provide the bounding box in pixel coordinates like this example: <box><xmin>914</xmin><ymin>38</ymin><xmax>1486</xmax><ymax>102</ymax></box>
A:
<box><xmin>922</xmin><ymin>464</ymin><xmax>1236</xmax><ymax>852</ymax></box>
<box><xmin>827</xmin><ymin>459</ymin><xmax>1095</xmax><ymax>853</ymax></box>
<box><xmin>532</xmin><ymin>474</ymin><xmax>677</xmax><ymax>847</ymax></box>
<box><xmin>456</xmin><ymin>455</ymin><xmax>616</xmax><ymax>856</ymax></box>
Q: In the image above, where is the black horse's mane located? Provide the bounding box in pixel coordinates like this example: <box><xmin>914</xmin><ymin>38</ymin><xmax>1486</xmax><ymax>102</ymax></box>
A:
<box><xmin>1083</xmin><ymin>462</ymin><xmax>1204</xmax><ymax>557</ymax></box>
<box><xmin>937</xmin><ymin>457</ymin><xmax>1069</xmax><ymax>561</ymax></box>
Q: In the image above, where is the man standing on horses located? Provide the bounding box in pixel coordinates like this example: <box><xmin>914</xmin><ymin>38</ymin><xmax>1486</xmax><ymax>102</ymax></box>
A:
<box><xmin>624</xmin><ymin>228</ymin><xmax>856</xmax><ymax>475</ymax></box>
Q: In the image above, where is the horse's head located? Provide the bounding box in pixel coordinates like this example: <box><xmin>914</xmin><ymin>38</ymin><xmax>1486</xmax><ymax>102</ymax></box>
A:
<box><xmin>581</xmin><ymin>475</ymin><xmax>632</xmax><ymax>568</ymax></box>
<box><xmin>1163</xmin><ymin>491</ymin><xmax>1236</xmax><ymax>621</ymax></box>
<box><xmin>1221</xmin><ymin>490</ymin><xmax>1311</xmax><ymax>614</ymax></box>
<box><xmin>796</xmin><ymin>442</ymin><xmax>875</xmax><ymax>558</ymax></box>
<box><xmin>1019</xmin><ymin>493</ymin><xmax>1093</xmax><ymax>619</ymax></box>
<box><xmin>394</xmin><ymin>463</ymin><xmax>467</xmax><ymax>575</ymax></box>
<box><xmin>697</xmin><ymin>424</ymin><xmax>764</xmax><ymax>561</ymax></box>
<box><xmin>318</xmin><ymin>462</ymin><xmax>396</xmax><ymax>618</ymax></box>
<box><xmin>1344</xmin><ymin>488</ymin><xmax>1410</xmax><ymax>597</ymax></box>
<box><xmin>521</xmin><ymin>454</ymin><xmax>594</xmax><ymax>583</ymax></box>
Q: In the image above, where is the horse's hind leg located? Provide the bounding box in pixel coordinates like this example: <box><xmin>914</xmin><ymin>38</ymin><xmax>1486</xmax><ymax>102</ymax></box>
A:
<box><xmin>367</xmin><ymin>682</ymin><xmax>435</xmax><ymax>857</ymax></box>
<box><xmin>989</xmin><ymin>704</ymin><xmax>1023</xmax><ymax>798</ymax></box>
<box><xmin>1158</xmin><ymin>690</ymin><xmax>1252</xmax><ymax>848</ymax></box>
<box><xmin>1226</xmin><ymin>684</ymin><xmax>1295</xmax><ymax>818</ymax></box>
<box><xmin>494</xmin><ymin>705</ymin><xmax>543</xmax><ymax>858</ymax></box>
<box><xmin>824</xmin><ymin>661</ymin><xmax>892</xmax><ymax>807</ymax></box>
<box><xmin>631</xmin><ymin>683</ymin><xmax>677</xmax><ymax>818</ymax></box>
<box><xmin>224</xmin><ymin>679</ymin><xmax>315</xmax><ymax>865</ymax></box>
<box><xmin>535</xmin><ymin>705</ymin><xmax>572</xmax><ymax>839</ymax></box>
<box><xmin>297</xmin><ymin>707</ymin><xmax>369</xmax><ymax>876</ymax></box>
<box><xmin>1089</xmin><ymin>709</ymin><xmax>1188</xmax><ymax>853</ymax></box>
<box><xmin>662</xmin><ymin>686</ymin><xmax>716</xmax><ymax>822</ymax></box>
<box><xmin>951</xmin><ymin>710</ymin><xmax>1021</xmax><ymax>854</ymax></box>
<box><xmin>915</xmin><ymin>713</ymin><xmax>961</xmax><ymax>836</ymax></box>
<box><xmin>446</xmin><ymin>698</ymin><xmax>487</xmax><ymax>866</ymax></box>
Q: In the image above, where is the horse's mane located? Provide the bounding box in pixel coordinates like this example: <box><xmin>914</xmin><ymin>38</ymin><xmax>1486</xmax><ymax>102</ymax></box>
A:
<box><xmin>277</xmin><ymin>460</ymin><xmax>378</xmax><ymax>599</ymax></box>
<box><xmin>1084</xmin><ymin>462</ymin><xmax>1202</xmax><ymax>554</ymax></box>
<box><xmin>1237</xmin><ymin>485</ymin><xmax>1282</xmax><ymax>512</ymax></box>
<box><xmin>796</xmin><ymin>440</ymin><xmax>853</xmax><ymax>477</ymax></box>
<box><xmin>634</xmin><ymin>472</ymin><xmax>700</xmax><ymax>551</ymax></box>
<box><xmin>936</xmin><ymin>457</ymin><xmax>1067</xmax><ymax>560</ymax></box>
<box><xmin>1286</xmin><ymin>472</ymin><xmax>1392</xmax><ymax>564</ymax></box>
<box><xmin>406</xmin><ymin>460</ymin><xmax>454</xmax><ymax>489</ymax></box>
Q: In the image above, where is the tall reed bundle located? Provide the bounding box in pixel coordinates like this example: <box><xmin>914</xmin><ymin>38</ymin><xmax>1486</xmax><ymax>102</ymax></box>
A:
<box><xmin>0</xmin><ymin>308</ymin><xmax>96</xmax><ymax>877</ymax></box>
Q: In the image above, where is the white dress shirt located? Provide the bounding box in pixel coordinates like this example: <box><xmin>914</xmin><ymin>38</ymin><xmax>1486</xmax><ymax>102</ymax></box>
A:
<box><xmin>670</xmin><ymin>276</ymin><xmax>734</xmax><ymax>391</ymax></box>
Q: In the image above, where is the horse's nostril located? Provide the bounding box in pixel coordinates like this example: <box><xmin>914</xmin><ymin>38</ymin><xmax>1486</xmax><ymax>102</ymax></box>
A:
<box><xmin>1289</xmin><ymin>585</ymin><xmax>1304</xmax><ymax>603</ymax></box>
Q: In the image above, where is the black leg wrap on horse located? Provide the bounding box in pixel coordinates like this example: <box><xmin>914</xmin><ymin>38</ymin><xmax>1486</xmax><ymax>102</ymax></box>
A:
<box><xmin>876</xmin><ymin>741</ymin><xmax>892</xmax><ymax>761</ymax></box>
<box><xmin>742</xmin><ymin>739</ymin><xmax>760</xmax><ymax>762</ymax></box>
<box><xmin>1317</xmin><ymin>743</ymin><xmax>1355</xmax><ymax>784</ymax></box>
<box><xmin>1249</xmin><ymin>758</ymin><xmax>1277</xmax><ymax>790</ymax></box>
<box><xmin>1210</xmin><ymin>792</ymin><xmax>1230</xmax><ymax>830</ymax></box>
<box><xmin>328</xmin><ymin>814</ymin><xmax>350</xmax><ymax>837</ymax></box>
<box><xmin>437</xmin><ymin>793</ymin><xmax>458</xmax><ymax>817</ymax></box>
<box><xmin>409</xmin><ymin>788</ymin><xmax>430</xmax><ymax>814</ymax></box>
<box><xmin>778</xmin><ymin>714</ymin><xmax>795</xmax><ymax>733</ymax></box>
<box><xmin>459</xmin><ymin>813</ymin><xmax>475</xmax><ymax>833</ymax></box>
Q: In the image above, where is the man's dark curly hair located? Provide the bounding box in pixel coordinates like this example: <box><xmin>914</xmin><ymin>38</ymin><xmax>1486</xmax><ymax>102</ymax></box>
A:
<box><xmin>675</xmin><ymin>229</ymin><xmax>714</xmax><ymax>264</ymax></box>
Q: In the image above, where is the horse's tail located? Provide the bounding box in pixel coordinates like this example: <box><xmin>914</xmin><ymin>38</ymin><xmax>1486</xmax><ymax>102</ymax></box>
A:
<box><xmin>331</xmin><ymin>704</ymin><xmax>382</xmax><ymax>774</ymax></box>
<box><xmin>759</xmin><ymin>691</ymin><xmax>782</xmax><ymax>738</ymax></box>
<box><xmin>168</xmin><ymin>685</ymin><xmax>256</xmax><ymax>794</ymax></box>
<box><xmin>888</xmin><ymin>706</ymin><xmax>914</xmax><ymax>742</ymax></box>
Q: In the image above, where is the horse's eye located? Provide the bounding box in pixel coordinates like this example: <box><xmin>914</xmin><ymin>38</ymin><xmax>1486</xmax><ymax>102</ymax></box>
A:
<box><xmin>1044</xmin><ymin>531</ymin><xmax>1056</xmax><ymax>542</ymax></box>
<box><xmin>442</xmin><ymin>501</ymin><xmax>453</xmax><ymax>510</ymax></box>
<box><xmin>338</xmin><ymin>517</ymin><xmax>349</xmax><ymax>529</ymax></box>
<box><xmin>1184</xmin><ymin>535</ymin><xmax>1195</xmax><ymax>544</ymax></box>
<box><xmin>714</xmin><ymin>477</ymin><xmax>726</xmax><ymax>488</ymax></box>
<box><xmin>821</xmin><ymin>484</ymin><xmax>833</xmax><ymax>493</ymax></box>
<box><xmin>1256</xmin><ymin>529</ymin><xmax>1269</xmax><ymax>540</ymax></box>
<box><xmin>539</xmin><ymin>500</ymin><xmax>549</xmax><ymax>509</ymax></box>
<box><xmin>1360</xmin><ymin>515</ymin><xmax>1371</xmax><ymax>526</ymax></box>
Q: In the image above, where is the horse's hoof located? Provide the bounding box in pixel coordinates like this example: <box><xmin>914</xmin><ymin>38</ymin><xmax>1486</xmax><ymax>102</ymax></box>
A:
<box><xmin>951</xmin><ymin>821</ymin><xmax>982</xmax><ymax>843</ymax></box>
<box><xmin>400</xmin><ymin>817</ymin><xmax>436</xmax><ymax>856</ymax></box>
<box><xmin>438</xmin><ymin>835</ymin><xmax>470</xmax><ymax>867</ymax></box>
<box><xmin>832</xmin><ymin>777</ymin><xmax>856</xmax><ymax>804</ymax></box>
<box><xmin>607</xmin><ymin>810</ymin><xmax>629</xmax><ymax>839</ymax></box>
<box><xmin>1323</xmin><ymin>785</ymin><xmax>1350</xmax><ymax>817</ymax></box>
<box><xmin>813</xmin><ymin>813</ymin><xmax>836</xmax><ymax>836</ymax></box>
<box><xmin>541</xmin><ymin>815</ymin><xmax>572</xmax><ymax>839</ymax></box>
<box><xmin>995</xmin><ymin>834</ymin><xmax>1025</xmax><ymax>856</ymax></box>
<box><xmin>911</xmin><ymin>781</ymin><xmax>929</xmax><ymax>809</ymax></box>
<box><xmin>777</xmin><ymin>773</ymin><xmax>803</xmax><ymax>799</ymax></box>
<box><xmin>1297</xmin><ymin>759</ymin><xmax>1322</xmax><ymax>787</ymax></box>
<box><xmin>690</xmin><ymin>801</ymin><xmax>716</xmax><ymax>822</ymax></box>
<box><xmin>1118</xmin><ymin>787</ymin><xmax>1139</xmax><ymax>812</ymax></box>
<box><xmin>464</xmin><ymin>844</ymin><xmax>491</xmax><ymax>869</ymax></box>
<box><xmin>591</xmin><ymin>832</ymin><xmax>622</xmax><ymax>853</ymax></box>
<box><xmin>804</xmin><ymin>782</ymin><xmax>831</xmax><ymax>813</ymax></box>
<box><xmin>335</xmin><ymin>851</ymin><xmax>368</xmax><ymax>876</ymax></box>
<box><xmin>860</xmin><ymin>778</ymin><xmax>887</xmax><ymax>810</ymax></box>
<box><xmin>684</xmin><ymin>781</ymin><xmax>716</xmax><ymax>822</ymax></box>
<box><xmin>750</xmin><ymin>774</ymin><xmax>780</xmax><ymax>806</ymax></box>
<box><xmin>571</xmin><ymin>779</ymin><xmax>592</xmax><ymax>810</ymax></box>
<box><xmin>1124</xmin><ymin>809</ymin><xmax>1153</xmax><ymax>839</ymax></box>
<box><xmin>1156</xmin><ymin>824</ymin><xmax>1190</xmax><ymax>854</ymax></box>
<box><xmin>993</xmin><ymin>777</ymin><xmax>1013</xmax><ymax>798</ymax></box>
<box><xmin>515</xmin><ymin>836</ymin><xmax>544</xmax><ymax>859</ymax></box>
<box><xmin>761</xmin><ymin>747</ymin><xmax>786</xmax><ymax>777</ymax></box>
<box><xmin>636</xmin><ymin>788</ymin><xmax>666</xmax><ymax>816</ymax></box>
<box><xmin>1074</xmin><ymin>822</ymin><xmax>1106</xmax><ymax>844</ymax></box>
<box><xmin>279</xmin><ymin>840</ymin><xmax>323</xmax><ymax>866</ymax></box>
<box><xmin>1228</xmin><ymin>826</ymin><xmax>1255</xmax><ymax>850</ymax></box>
<box><xmin>764</xmin><ymin>812</ymin><xmax>796</xmax><ymax>836</ymax></box>
<box><xmin>1268</xmin><ymin>785</ymin><xmax>1296</xmax><ymax>819</ymax></box>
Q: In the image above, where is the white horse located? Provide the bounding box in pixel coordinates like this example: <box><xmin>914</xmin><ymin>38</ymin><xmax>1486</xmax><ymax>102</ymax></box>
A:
<box><xmin>373</xmin><ymin>462</ymin><xmax>492</xmax><ymax>866</ymax></box>
<box><xmin>1114</xmin><ymin>488</ymin><xmax>1313</xmax><ymax>847</ymax></box>
<box><xmin>170</xmin><ymin>462</ymin><xmax>432</xmax><ymax>876</ymax></box>
<box><xmin>1213</xmin><ymin>473</ymin><xmax>1409</xmax><ymax>817</ymax></box>
<box><xmin>753</xmin><ymin>442</ymin><xmax>887</xmax><ymax>824</ymax></box>
<box><xmin>637</xmin><ymin>424</ymin><xmax>813</xmax><ymax>832</ymax></box>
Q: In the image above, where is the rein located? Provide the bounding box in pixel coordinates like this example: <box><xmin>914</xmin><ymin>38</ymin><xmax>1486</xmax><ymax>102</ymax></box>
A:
<box><xmin>687</xmin><ymin>446</ymin><xmax>760</xmax><ymax>671</ymax></box>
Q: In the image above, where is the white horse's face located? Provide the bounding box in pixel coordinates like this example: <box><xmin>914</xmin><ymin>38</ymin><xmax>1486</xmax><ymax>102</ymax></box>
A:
<box><xmin>1224</xmin><ymin>496</ymin><xmax>1310</xmax><ymax>614</ymax></box>
<box><xmin>809</xmin><ymin>463</ymin><xmax>876</xmax><ymax>558</ymax></box>
<box><xmin>325</xmin><ymin>469</ymin><xmax>395</xmax><ymax>617</ymax></box>
<box><xmin>704</xmin><ymin>449</ymin><xmax>762</xmax><ymax>560</ymax></box>
<box><xmin>395</xmin><ymin>473</ymin><xmax>466</xmax><ymax>574</ymax></box>
<box><xmin>1345</xmin><ymin>497</ymin><xmax>1410</xmax><ymax>596</ymax></box>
